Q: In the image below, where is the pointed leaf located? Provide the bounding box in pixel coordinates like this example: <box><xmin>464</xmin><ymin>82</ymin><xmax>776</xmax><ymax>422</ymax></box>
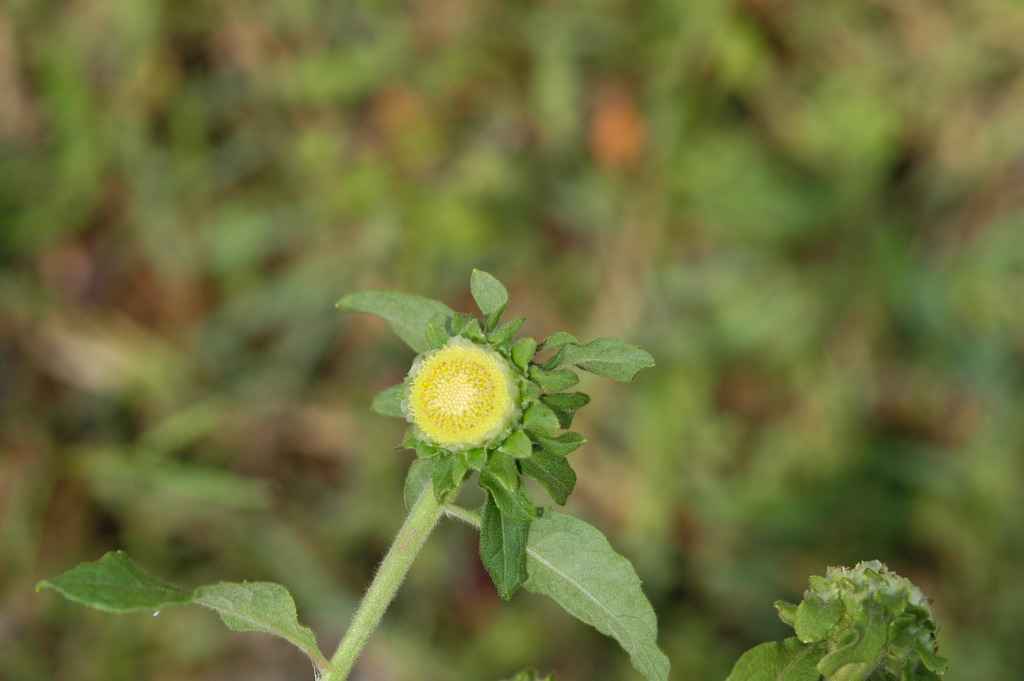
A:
<box><xmin>404</xmin><ymin>459</ymin><xmax>431</xmax><ymax>510</ymax></box>
<box><xmin>337</xmin><ymin>290</ymin><xmax>454</xmax><ymax>354</ymax></box>
<box><xmin>520</xmin><ymin>450</ymin><xmax>576</xmax><ymax>504</ymax></box>
<box><xmin>774</xmin><ymin>600</ymin><xmax>799</xmax><ymax>628</ymax></box>
<box><xmin>551</xmin><ymin>338</ymin><xmax>654</xmax><ymax>382</ymax></box>
<box><xmin>487</xmin><ymin>450</ymin><xmax>520</xmax><ymax>491</ymax></box>
<box><xmin>490</xmin><ymin>316</ymin><xmax>525</xmax><ymax>345</ymax></box>
<box><xmin>479</xmin><ymin>471</ymin><xmax>536</xmax><ymax>521</ymax></box>
<box><xmin>529</xmin><ymin>367</ymin><xmax>580</xmax><ymax>392</ymax></box>
<box><xmin>470</xmin><ymin>269</ymin><xmax>510</xmax><ymax>329</ymax></box>
<box><xmin>480</xmin><ymin>492</ymin><xmax>530</xmax><ymax>600</ymax></box>
<box><xmin>500</xmin><ymin>429</ymin><xmax>533</xmax><ymax>459</ymax></box>
<box><xmin>524</xmin><ymin>511</ymin><xmax>670</xmax><ymax>681</ymax></box>
<box><xmin>539</xmin><ymin>331</ymin><xmax>580</xmax><ymax>351</ymax></box>
<box><xmin>529</xmin><ymin>431</ymin><xmax>586</xmax><ymax>457</ymax></box>
<box><xmin>541</xmin><ymin>392</ymin><xmax>590</xmax><ymax>428</ymax></box>
<box><xmin>36</xmin><ymin>551</ymin><xmax>191</xmax><ymax>612</ymax></box>
<box><xmin>726</xmin><ymin>637</ymin><xmax>825</xmax><ymax>681</ymax></box>
<box><xmin>371</xmin><ymin>383</ymin><xmax>407</xmax><ymax>418</ymax></box>
<box><xmin>512</xmin><ymin>338</ymin><xmax>538</xmax><ymax>371</ymax></box>
<box><xmin>194</xmin><ymin>582</ymin><xmax>327</xmax><ymax>669</ymax></box>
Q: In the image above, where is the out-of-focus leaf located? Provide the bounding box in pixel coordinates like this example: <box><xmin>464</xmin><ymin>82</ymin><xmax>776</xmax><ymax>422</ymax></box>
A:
<box><xmin>371</xmin><ymin>383</ymin><xmax>406</xmax><ymax>418</ymax></box>
<box><xmin>337</xmin><ymin>290</ymin><xmax>454</xmax><ymax>354</ymax></box>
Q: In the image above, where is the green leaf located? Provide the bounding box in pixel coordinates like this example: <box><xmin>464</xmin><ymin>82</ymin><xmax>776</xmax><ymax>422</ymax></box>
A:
<box><xmin>540</xmin><ymin>392</ymin><xmax>590</xmax><ymax>428</ymax></box>
<box><xmin>479</xmin><ymin>471</ymin><xmax>536</xmax><ymax>521</ymax></box>
<box><xmin>529</xmin><ymin>367</ymin><xmax>580</xmax><ymax>392</ymax></box>
<box><xmin>794</xmin><ymin>594</ymin><xmax>843</xmax><ymax>643</ymax></box>
<box><xmin>529</xmin><ymin>431</ymin><xmax>586</xmax><ymax>457</ymax></box>
<box><xmin>432</xmin><ymin>454</ymin><xmax>467</xmax><ymax>502</ymax></box>
<box><xmin>37</xmin><ymin>552</ymin><xmax>329</xmax><ymax>671</ymax></box>
<box><xmin>500</xmin><ymin>429</ymin><xmax>533</xmax><ymax>459</ymax></box>
<box><xmin>337</xmin><ymin>290</ymin><xmax>454</xmax><ymax>354</ymax></box>
<box><xmin>448</xmin><ymin>312</ymin><xmax>484</xmax><ymax>340</ymax></box>
<box><xmin>36</xmin><ymin>551</ymin><xmax>191</xmax><ymax>612</ymax></box>
<box><xmin>490</xmin><ymin>316</ymin><xmax>525</xmax><ymax>345</ymax></box>
<box><xmin>193</xmin><ymin>581</ymin><xmax>325</xmax><ymax>669</ymax></box>
<box><xmin>725</xmin><ymin>637</ymin><xmax>825</xmax><ymax>681</ymax></box>
<box><xmin>775</xmin><ymin>600</ymin><xmax>798</xmax><ymax>628</ymax></box>
<box><xmin>817</xmin><ymin>602</ymin><xmax>888</xmax><ymax>678</ymax></box>
<box><xmin>520</xmin><ymin>449</ymin><xmax>576</xmax><ymax>504</ymax></box>
<box><xmin>404</xmin><ymin>459</ymin><xmax>431</xmax><ymax>510</ymax></box>
<box><xmin>471</xmin><ymin>269</ymin><xmax>509</xmax><ymax>329</ymax></box>
<box><xmin>523</xmin><ymin>403</ymin><xmax>560</xmax><ymax>433</ymax></box>
<box><xmin>425</xmin><ymin>320</ymin><xmax>449</xmax><ymax>349</ymax></box>
<box><xmin>512</xmin><ymin>337</ymin><xmax>538</xmax><ymax>371</ymax></box>
<box><xmin>371</xmin><ymin>383</ymin><xmax>406</xmax><ymax>418</ymax></box>
<box><xmin>479</xmin><ymin>492</ymin><xmax>530</xmax><ymax>600</ymax></box>
<box><xmin>487</xmin><ymin>450</ymin><xmax>520</xmax><ymax>492</ymax></box>
<box><xmin>465</xmin><ymin>447</ymin><xmax>488</xmax><ymax>470</ymax></box>
<box><xmin>551</xmin><ymin>338</ymin><xmax>654</xmax><ymax>382</ymax></box>
<box><xmin>539</xmin><ymin>331</ymin><xmax>580</xmax><ymax>351</ymax></box>
<box><xmin>524</xmin><ymin>511</ymin><xmax>670</xmax><ymax>681</ymax></box>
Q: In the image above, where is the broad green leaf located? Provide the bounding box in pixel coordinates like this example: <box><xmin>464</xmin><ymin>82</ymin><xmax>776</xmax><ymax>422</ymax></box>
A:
<box><xmin>479</xmin><ymin>471</ymin><xmax>536</xmax><ymax>521</ymax></box>
<box><xmin>500</xmin><ymin>429</ymin><xmax>533</xmax><ymax>459</ymax></box>
<box><xmin>480</xmin><ymin>493</ymin><xmax>530</xmax><ymax>600</ymax></box>
<box><xmin>539</xmin><ymin>331</ymin><xmax>580</xmax><ymax>351</ymax></box>
<box><xmin>512</xmin><ymin>338</ymin><xmax>538</xmax><ymax>371</ymax></box>
<box><xmin>425</xmin><ymin>320</ymin><xmax>449</xmax><ymax>349</ymax></box>
<box><xmin>529</xmin><ymin>431</ymin><xmax>586</xmax><ymax>457</ymax></box>
<box><xmin>487</xmin><ymin>450</ymin><xmax>519</xmax><ymax>491</ymax></box>
<box><xmin>404</xmin><ymin>459</ymin><xmax>431</xmax><ymax>510</ymax></box>
<box><xmin>523</xmin><ymin>403</ymin><xmax>560</xmax><ymax>433</ymax></box>
<box><xmin>36</xmin><ymin>551</ymin><xmax>191</xmax><ymax>612</ymax></box>
<box><xmin>551</xmin><ymin>338</ymin><xmax>654</xmax><ymax>382</ymax></box>
<box><xmin>794</xmin><ymin>594</ymin><xmax>843</xmax><ymax>643</ymax></box>
<box><xmin>193</xmin><ymin>582</ymin><xmax>325</xmax><ymax>668</ymax></box>
<box><xmin>37</xmin><ymin>552</ymin><xmax>328</xmax><ymax>671</ymax></box>
<box><xmin>520</xmin><ymin>450</ymin><xmax>576</xmax><ymax>504</ymax></box>
<box><xmin>529</xmin><ymin>367</ymin><xmax>580</xmax><ymax>392</ymax></box>
<box><xmin>726</xmin><ymin>637</ymin><xmax>825</xmax><ymax>681</ymax></box>
<box><xmin>489</xmin><ymin>316</ymin><xmax>525</xmax><ymax>345</ymax></box>
<box><xmin>817</xmin><ymin>602</ymin><xmax>887</xmax><ymax>678</ymax></box>
<box><xmin>470</xmin><ymin>269</ymin><xmax>509</xmax><ymax>328</ymax></box>
<box><xmin>524</xmin><ymin>511</ymin><xmax>669</xmax><ymax>681</ymax></box>
<box><xmin>337</xmin><ymin>290</ymin><xmax>454</xmax><ymax>354</ymax></box>
<box><xmin>371</xmin><ymin>383</ymin><xmax>406</xmax><ymax>418</ymax></box>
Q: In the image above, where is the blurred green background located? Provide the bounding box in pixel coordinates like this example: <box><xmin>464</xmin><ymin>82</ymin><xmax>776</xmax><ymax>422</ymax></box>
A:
<box><xmin>2</xmin><ymin>1</ymin><xmax>1023</xmax><ymax>680</ymax></box>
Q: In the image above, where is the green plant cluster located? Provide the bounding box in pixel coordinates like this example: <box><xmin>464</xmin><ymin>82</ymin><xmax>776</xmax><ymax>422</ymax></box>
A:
<box><xmin>729</xmin><ymin>561</ymin><xmax>946</xmax><ymax>681</ymax></box>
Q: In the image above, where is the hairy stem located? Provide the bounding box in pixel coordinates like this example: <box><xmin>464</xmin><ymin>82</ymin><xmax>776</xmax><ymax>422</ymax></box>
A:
<box><xmin>325</xmin><ymin>483</ymin><xmax>458</xmax><ymax>681</ymax></box>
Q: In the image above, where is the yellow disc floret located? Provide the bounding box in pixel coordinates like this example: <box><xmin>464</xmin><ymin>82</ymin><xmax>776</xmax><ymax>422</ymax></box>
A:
<box><xmin>405</xmin><ymin>337</ymin><xmax>519</xmax><ymax>449</ymax></box>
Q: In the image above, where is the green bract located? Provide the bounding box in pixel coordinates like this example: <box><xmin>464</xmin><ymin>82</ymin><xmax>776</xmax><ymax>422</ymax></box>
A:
<box><xmin>729</xmin><ymin>560</ymin><xmax>948</xmax><ymax>681</ymax></box>
<box><xmin>337</xmin><ymin>270</ymin><xmax>654</xmax><ymax>600</ymax></box>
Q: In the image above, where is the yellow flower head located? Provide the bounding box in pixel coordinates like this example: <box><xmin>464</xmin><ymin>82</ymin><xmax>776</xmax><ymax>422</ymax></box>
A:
<box><xmin>405</xmin><ymin>337</ymin><xmax>519</xmax><ymax>449</ymax></box>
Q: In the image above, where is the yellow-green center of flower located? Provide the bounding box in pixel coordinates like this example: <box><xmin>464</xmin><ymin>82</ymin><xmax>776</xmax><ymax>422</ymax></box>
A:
<box><xmin>405</xmin><ymin>337</ymin><xmax>518</xmax><ymax>448</ymax></box>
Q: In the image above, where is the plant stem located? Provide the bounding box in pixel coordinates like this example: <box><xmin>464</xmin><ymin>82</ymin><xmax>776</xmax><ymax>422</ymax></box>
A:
<box><xmin>325</xmin><ymin>483</ymin><xmax>457</xmax><ymax>681</ymax></box>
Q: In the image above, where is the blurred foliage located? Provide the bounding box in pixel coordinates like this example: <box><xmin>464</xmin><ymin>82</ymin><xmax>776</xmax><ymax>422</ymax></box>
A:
<box><xmin>1</xmin><ymin>0</ymin><xmax>1023</xmax><ymax>680</ymax></box>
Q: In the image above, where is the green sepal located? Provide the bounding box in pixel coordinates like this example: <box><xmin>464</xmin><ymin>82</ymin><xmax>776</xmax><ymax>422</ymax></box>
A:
<box><xmin>520</xmin><ymin>449</ymin><xmax>576</xmax><ymax>505</ymax></box>
<box><xmin>523</xmin><ymin>403</ymin><xmax>560</xmax><ymax>433</ymax></box>
<box><xmin>337</xmin><ymin>290</ymin><xmax>454</xmax><ymax>355</ymax></box>
<box><xmin>487</xmin><ymin>450</ymin><xmax>520</xmax><ymax>492</ymax></box>
<box><xmin>371</xmin><ymin>383</ymin><xmax>407</xmax><ymax>418</ymax></box>
<box><xmin>529</xmin><ymin>431</ymin><xmax>586</xmax><ymax>457</ymax></box>
<box><xmin>546</xmin><ymin>338</ymin><xmax>654</xmax><ymax>382</ymax></box>
<box><xmin>479</xmin><ymin>492</ymin><xmax>530</xmax><ymax>600</ymax></box>
<box><xmin>817</xmin><ymin>601</ymin><xmax>888</xmax><ymax>678</ymax></box>
<box><xmin>416</xmin><ymin>441</ymin><xmax>442</xmax><ymax>460</ymax></box>
<box><xmin>501</xmin><ymin>430</ymin><xmax>533</xmax><ymax>459</ymax></box>
<box><xmin>795</xmin><ymin>594</ymin><xmax>844</xmax><ymax>643</ymax></box>
<box><xmin>431</xmin><ymin>453</ymin><xmax>468</xmax><ymax>502</ymax></box>
<box><xmin>470</xmin><ymin>269</ymin><xmax>509</xmax><ymax>330</ymax></box>
<box><xmin>448</xmin><ymin>312</ymin><xmax>483</xmax><ymax>340</ymax></box>
<box><xmin>539</xmin><ymin>331</ymin><xmax>580</xmax><ymax>351</ymax></box>
<box><xmin>424</xmin><ymin>320</ymin><xmax>449</xmax><ymax>350</ymax></box>
<box><xmin>465</xmin><ymin>447</ymin><xmax>488</xmax><ymax>470</ymax></box>
<box><xmin>512</xmin><ymin>337</ymin><xmax>538</xmax><ymax>372</ymax></box>
<box><xmin>401</xmin><ymin>428</ymin><xmax>421</xmax><ymax>450</ymax></box>
<box><xmin>489</xmin><ymin>316</ymin><xmax>525</xmax><ymax>345</ymax></box>
<box><xmin>403</xmin><ymin>459</ymin><xmax>431</xmax><ymax>510</ymax></box>
<box><xmin>529</xmin><ymin>366</ymin><xmax>580</xmax><ymax>392</ymax></box>
<box><xmin>775</xmin><ymin>600</ymin><xmax>799</xmax><ymax>627</ymax></box>
<box><xmin>479</xmin><ymin>471</ymin><xmax>536</xmax><ymax>521</ymax></box>
<box><xmin>914</xmin><ymin>638</ymin><xmax>949</xmax><ymax>674</ymax></box>
<box><xmin>540</xmin><ymin>392</ymin><xmax>591</xmax><ymax>428</ymax></box>
<box><xmin>725</xmin><ymin>637</ymin><xmax>825</xmax><ymax>681</ymax></box>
